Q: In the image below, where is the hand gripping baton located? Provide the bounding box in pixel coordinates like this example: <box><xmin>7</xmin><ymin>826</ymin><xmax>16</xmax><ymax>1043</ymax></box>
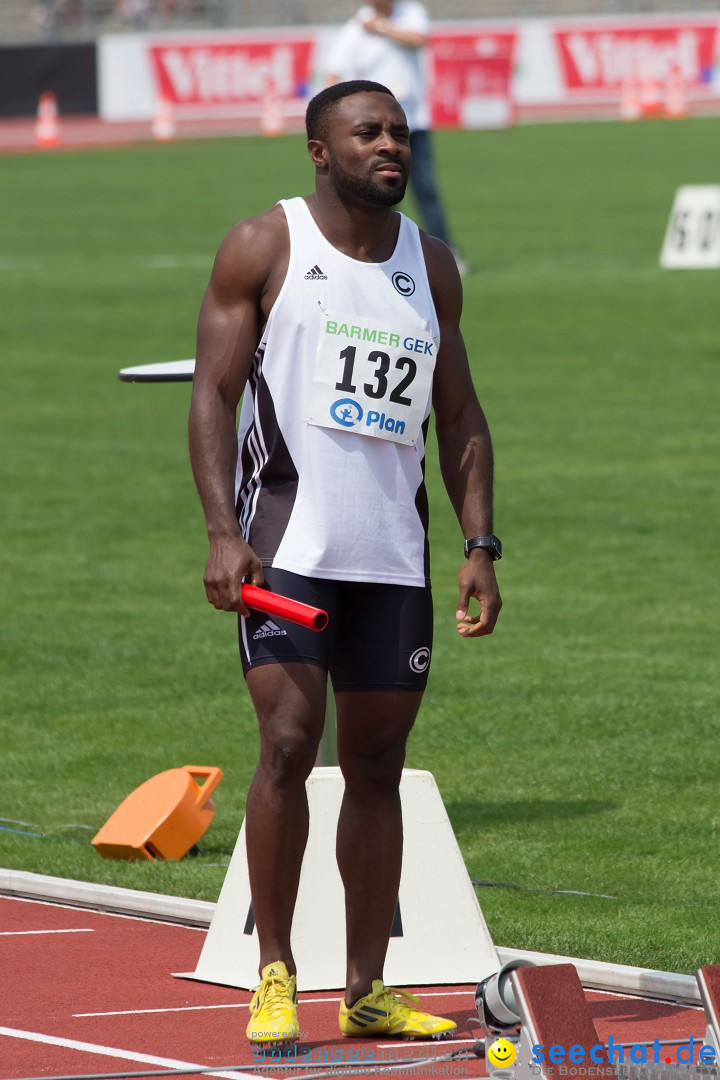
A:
<box><xmin>241</xmin><ymin>584</ymin><xmax>329</xmax><ymax>632</ymax></box>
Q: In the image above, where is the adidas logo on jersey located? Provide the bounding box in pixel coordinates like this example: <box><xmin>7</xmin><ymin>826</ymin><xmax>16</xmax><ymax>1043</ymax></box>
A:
<box><xmin>252</xmin><ymin>620</ymin><xmax>288</xmax><ymax>640</ymax></box>
<box><xmin>304</xmin><ymin>264</ymin><xmax>327</xmax><ymax>280</ymax></box>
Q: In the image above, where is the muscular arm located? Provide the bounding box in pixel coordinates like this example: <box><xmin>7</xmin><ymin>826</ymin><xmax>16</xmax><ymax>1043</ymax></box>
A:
<box><xmin>188</xmin><ymin>209</ymin><xmax>286</xmax><ymax>614</ymax></box>
<box><xmin>425</xmin><ymin>236</ymin><xmax>502</xmax><ymax>638</ymax></box>
<box><xmin>361</xmin><ymin>16</ymin><xmax>427</xmax><ymax>49</ymax></box>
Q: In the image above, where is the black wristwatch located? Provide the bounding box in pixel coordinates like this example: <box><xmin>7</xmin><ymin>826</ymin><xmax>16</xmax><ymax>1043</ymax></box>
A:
<box><xmin>464</xmin><ymin>534</ymin><xmax>502</xmax><ymax>561</ymax></box>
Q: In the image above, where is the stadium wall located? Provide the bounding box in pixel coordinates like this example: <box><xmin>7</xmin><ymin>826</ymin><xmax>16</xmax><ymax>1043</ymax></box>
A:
<box><xmin>0</xmin><ymin>43</ymin><xmax>97</xmax><ymax>117</ymax></box>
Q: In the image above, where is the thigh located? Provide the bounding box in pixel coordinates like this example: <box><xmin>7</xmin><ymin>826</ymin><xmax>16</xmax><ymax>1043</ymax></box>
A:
<box><xmin>238</xmin><ymin>567</ymin><xmax>338</xmax><ymax>678</ymax></box>
<box><xmin>335</xmin><ymin>689</ymin><xmax>423</xmax><ymax>771</ymax></box>
<box><xmin>330</xmin><ymin>583</ymin><xmax>433</xmax><ymax>692</ymax></box>
<box><xmin>246</xmin><ymin>661</ymin><xmax>328</xmax><ymax>754</ymax></box>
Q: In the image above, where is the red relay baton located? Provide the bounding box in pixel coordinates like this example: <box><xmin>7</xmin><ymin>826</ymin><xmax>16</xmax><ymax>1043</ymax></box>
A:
<box><xmin>241</xmin><ymin>584</ymin><xmax>329</xmax><ymax>632</ymax></box>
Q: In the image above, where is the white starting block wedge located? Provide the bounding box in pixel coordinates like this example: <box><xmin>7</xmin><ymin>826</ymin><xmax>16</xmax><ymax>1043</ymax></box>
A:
<box><xmin>177</xmin><ymin>767</ymin><xmax>499</xmax><ymax>991</ymax></box>
<box><xmin>118</xmin><ymin>359</ymin><xmax>196</xmax><ymax>382</ymax></box>
<box><xmin>660</xmin><ymin>186</ymin><xmax>720</xmax><ymax>268</ymax></box>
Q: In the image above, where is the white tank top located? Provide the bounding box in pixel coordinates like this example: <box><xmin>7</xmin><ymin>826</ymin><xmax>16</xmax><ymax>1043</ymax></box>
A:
<box><xmin>235</xmin><ymin>196</ymin><xmax>440</xmax><ymax>587</ymax></box>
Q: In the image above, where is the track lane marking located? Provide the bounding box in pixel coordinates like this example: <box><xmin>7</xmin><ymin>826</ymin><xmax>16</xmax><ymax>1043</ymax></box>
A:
<box><xmin>74</xmin><ymin>1004</ymin><xmax>248</xmax><ymax>1017</ymax></box>
<box><xmin>0</xmin><ymin>1027</ymin><xmax>256</xmax><ymax>1080</ymax></box>
<box><xmin>585</xmin><ymin>987</ymin><xmax>703</xmax><ymax>1009</ymax></box>
<box><xmin>0</xmin><ymin>928</ymin><xmax>94</xmax><ymax>936</ymax></box>
<box><xmin>75</xmin><ymin>990</ymin><xmax>472</xmax><ymax>1018</ymax></box>
<box><xmin>139</xmin><ymin>256</ymin><xmax>213</xmax><ymax>270</ymax></box>
<box><xmin>3</xmin><ymin>895</ymin><xmax>206</xmax><ymax>930</ymax></box>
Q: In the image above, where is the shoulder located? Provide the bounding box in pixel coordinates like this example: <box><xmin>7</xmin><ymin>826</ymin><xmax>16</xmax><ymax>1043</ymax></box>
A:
<box><xmin>420</xmin><ymin>231</ymin><xmax>462</xmax><ymax>323</ymax></box>
<box><xmin>210</xmin><ymin>203</ymin><xmax>289</xmax><ymax>298</ymax></box>
<box><xmin>214</xmin><ymin>203</ymin><xmax>288</xmax><ymax>274</ymax></box>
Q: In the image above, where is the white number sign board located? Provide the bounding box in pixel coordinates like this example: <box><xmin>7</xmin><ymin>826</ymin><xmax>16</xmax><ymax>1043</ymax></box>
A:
<box><xmin>660</xmin><ymin>186</ymin><xmax>720</xmax><ymax>269</ymax></box>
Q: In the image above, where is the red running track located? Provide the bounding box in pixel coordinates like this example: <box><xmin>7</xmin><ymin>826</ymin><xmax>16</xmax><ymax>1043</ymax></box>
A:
<box><xmin>0</xmin><ymin>115</ymin><xmax>303</xmax><ymax>155</ymax></box>
<box><xmin>0</xmin><ymin>895</ymin><xmax>707</xmax><ymax>1080</ymax></box>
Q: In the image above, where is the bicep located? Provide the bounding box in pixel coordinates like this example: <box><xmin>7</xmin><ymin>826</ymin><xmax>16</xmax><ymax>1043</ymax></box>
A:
<box><xmin>432</xmin><ymin>324</ymin><xmax>480</xmax><ymax>432</ymax></box>
<box><xmin>194</xmin><ymin>230</ymin><xmax>264</xmax><ymax>410</ymax></box>
<box><xmin>426</xmin><ymin>239</ymin><xmax>480</xmax><ymax>429</ymax></box>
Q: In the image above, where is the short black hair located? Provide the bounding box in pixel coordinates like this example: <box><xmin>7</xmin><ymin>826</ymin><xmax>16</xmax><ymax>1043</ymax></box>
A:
<box><xmin>305</xmin><ymin>80</ymin><xmax>397</xmax><ymax>140</ymax></box>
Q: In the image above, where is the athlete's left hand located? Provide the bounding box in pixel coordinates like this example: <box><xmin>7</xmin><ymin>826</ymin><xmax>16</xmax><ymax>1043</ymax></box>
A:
<box><xmin>455</xmin><ymin>552</ymin><xmax>502</xmax><ymax>637</ymax></box>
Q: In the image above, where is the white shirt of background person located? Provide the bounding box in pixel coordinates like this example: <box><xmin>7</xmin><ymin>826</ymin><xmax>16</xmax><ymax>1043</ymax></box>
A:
<box><xmin>326</xmin><ymin>2</ymin><xmax>431</xmax><ymax>133</ymax></box>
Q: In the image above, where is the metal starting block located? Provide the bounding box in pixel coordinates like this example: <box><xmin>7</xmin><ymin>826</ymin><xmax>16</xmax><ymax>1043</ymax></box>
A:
<box><xmin>697</xmin><ymin>966</ymin><xmax>720</xmax><ymax>1061</ymax></box>
<box><xmin>509</xmin><ymin>963</ymin><xmax>615</xmax><ymax>1080</ymax></box>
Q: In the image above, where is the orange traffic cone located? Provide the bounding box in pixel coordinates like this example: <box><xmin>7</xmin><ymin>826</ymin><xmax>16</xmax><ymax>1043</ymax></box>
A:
<box><xmin>35</xmin><ymin>91</ymin><xmax>60</xmax><ymax>147</ymax></box>
<box><xmin>260</xmin><ymin>89</ymin><xmax>284</xmax><ymax>136</ymax></box>
<box><xmin>152</xmin><ymin>95</ymin><xmax>176</xmax><ymax>141</ymax></box>
<box><xmin>665</xmin><ymin>67</ymin><xmax>688</xmax><ymax>119</ymax></box>
<box><xmin>619</xmin><ymin>79</ymin><xmax>641</xmax><ymax>121</ymax></box>
<box><xmin>639</xmin><ymin>76</ymin><xmax>662</xmax><ymax>117</ymax></box>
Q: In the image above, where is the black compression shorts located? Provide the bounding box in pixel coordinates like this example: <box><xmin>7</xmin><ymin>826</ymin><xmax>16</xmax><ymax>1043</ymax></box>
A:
<box><xmin>238</xmin><ymin>567</ymin><xmax>433</xmax><ymax>692</ymax></box>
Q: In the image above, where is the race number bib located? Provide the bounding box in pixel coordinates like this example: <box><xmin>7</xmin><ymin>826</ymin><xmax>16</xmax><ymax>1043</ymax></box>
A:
<box><xmin>306</xmin><ymin>312</ymin><xmax>437</xmax><ymax>446</ymax></box>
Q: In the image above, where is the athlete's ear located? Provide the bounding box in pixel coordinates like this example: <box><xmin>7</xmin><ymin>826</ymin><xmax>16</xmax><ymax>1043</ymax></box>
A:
<box><xmin>307</xmin><ymin>139</ymin><xmax>329</xmax><ymax>169</ymax></box>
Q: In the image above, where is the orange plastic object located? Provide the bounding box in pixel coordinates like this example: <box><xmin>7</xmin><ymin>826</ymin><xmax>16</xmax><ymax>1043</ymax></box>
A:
<box><xmin>91</xmin><ymin>766</ymin><xmax>223</xmax><ymax>861</ymax></box>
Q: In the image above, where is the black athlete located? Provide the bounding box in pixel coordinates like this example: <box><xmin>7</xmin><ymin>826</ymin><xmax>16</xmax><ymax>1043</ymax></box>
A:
<box><xmin>188</xmin><ymin>80</ymin><xmax>502</xmax><ymax>1046</ymax></box>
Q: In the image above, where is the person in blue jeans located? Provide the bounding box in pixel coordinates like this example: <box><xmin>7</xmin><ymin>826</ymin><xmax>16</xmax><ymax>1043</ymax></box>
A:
<box><xmin>326</xmin><ymin>0</ymin><xmax>469</xmax><ymax>272</ymax></box>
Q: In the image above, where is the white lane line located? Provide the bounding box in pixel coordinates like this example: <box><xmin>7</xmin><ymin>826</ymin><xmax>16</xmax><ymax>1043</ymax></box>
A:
<box><xmin>407</xmin><ymin>991</ymin><xmax>472</xmax><ymax>998</ymax></box>
<box><xmin>296</xmin><ymin>991</ymin><xmax>470</xmax><ymax>1003</ymax></box>
<box><xmin>0</xmin><ymin>259</ymin><xmax>42</xmax><ymax>271</ymax></box>
<box><xmin>0</xmin><ymin>1026</ymin><xmax>256</xmax><ymax>1080</ymax></box>
<box><xmin>365</xmin><ymin>1039</ymin><xmax>476</xmax><ymax>1052</ymax></box>
<box><xmin>0</xmin><ymin>928</ymin><xmax>94</xmax><ymax>936</ymax></box>
<box><xmin>6</xmin><ymin>895</ymin><xmax>206</xmax><ymax>930</ymax></box>
<box><xmin>0</xmin><ymin>257</ymin><xmax>212</xmax><ymax>272</ymax></box>
<box><xmin>76</xmin><ymin>989</ymin><xmax>473</xmax><ymax>1018</ymax></box>
<box><xmin>75</xmin><ymin>1003</ymin><xmax>247</xmax><ymax>1017</ymax></box>
<box><xmin>412</xmin><ymin>1038</ymin><xmax>475</xmax><ymax>1046</ymax></box>
<box><xmin>585</xmin><ymin>987</ymin><xmax>703</xmax><ymax>1010</ymax></box>
<box><xmin>139</xmin><ymin>256</ymin><xmax>212</xmax><ymax>270</ymax></box>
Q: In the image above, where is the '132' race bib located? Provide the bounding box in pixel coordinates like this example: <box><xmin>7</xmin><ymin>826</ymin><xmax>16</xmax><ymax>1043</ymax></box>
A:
<box><xmin>306</xmin><ymin>312</ymin><xmax>437</xmax><ymax>446</ymax></box>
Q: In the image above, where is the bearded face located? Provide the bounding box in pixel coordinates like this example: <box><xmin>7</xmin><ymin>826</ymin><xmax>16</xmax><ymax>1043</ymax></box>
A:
<box><xmin>326</xmin><ymin>146</ymin><xmax>408</xmax><ymax>207</ymax></box>
<box><xmin>318</xmin><ymin>92</ymin><xmax>411</xmax><ymax>209</ymax></box>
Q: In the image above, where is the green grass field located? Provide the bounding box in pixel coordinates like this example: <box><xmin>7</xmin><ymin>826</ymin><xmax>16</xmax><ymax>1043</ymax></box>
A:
<box><xmin>1</xmin><ymin>117</ymin><xmax>719</xmax><ymax>974</ymax></box>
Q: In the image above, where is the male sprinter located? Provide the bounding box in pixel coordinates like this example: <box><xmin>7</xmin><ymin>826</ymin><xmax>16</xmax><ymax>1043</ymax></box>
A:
<box><xmin>188</xmin><ymin>81</ymin><xmax>502</xmax><ymax>1047</ymax></box>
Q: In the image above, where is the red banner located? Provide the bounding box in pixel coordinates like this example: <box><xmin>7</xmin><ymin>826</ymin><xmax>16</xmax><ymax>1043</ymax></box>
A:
<box><xmin>148</xmin><ymin>38</ymin><xmax>314</xmax><ymax>107</ymax></box>
<box><xmin>429</xmin><ymin>30</ymin><xmax>518</xmax><ymax>127</ymax></box>
<box><xmin>554</xmin><ymin>23</ymin><xmax>717</xmax><ymax>91</ymax></box>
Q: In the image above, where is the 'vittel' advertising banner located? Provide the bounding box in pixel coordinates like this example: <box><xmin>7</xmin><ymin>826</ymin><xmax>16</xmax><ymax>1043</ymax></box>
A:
<box><xmin>147</xmin><ymin>38</ymin><xmax>314</xmax><ymax>114</ymax></box>
<box><xmin>98</xmin><ymin>15</ymin><xmax>720</xmax><ymax>125</ymax></box>
<box><xmin>429</xmin><ymin>29</ymin><xmax>518</xmax><ymax>128</ymax></box>
<box><xmin>553</xmin><ymin>22</ymin><xmax>718</xmax><ymax>97</ymax></box>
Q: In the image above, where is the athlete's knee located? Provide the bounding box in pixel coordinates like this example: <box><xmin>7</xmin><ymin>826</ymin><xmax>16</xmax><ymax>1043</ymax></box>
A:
<box><xmin>259</xmin><ymin>725</ymin><xmax>319</xmax><ymax>787</ymax></box>
<box><xmin>339</xmin><ymin>740</ymin><xmax>406</xmax><ymax>795</ymax></box>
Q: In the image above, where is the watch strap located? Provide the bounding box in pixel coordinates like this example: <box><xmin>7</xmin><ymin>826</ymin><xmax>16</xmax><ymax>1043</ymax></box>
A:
<box><xmin>464</xmin><ymin>534</ymin><xmax>502</xmax><ymax>561</ymax></box>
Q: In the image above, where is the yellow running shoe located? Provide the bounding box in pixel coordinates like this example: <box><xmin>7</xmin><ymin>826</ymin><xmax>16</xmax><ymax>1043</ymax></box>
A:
<box><xmin>339</xmin><ymin>980</ymin><xmax>457</xmax><ymax>1040</ymax></box>
<box><xmin>246</xmin><ymin>961</ymin><xmax>299</xmax><ymax>1047</ymax></box>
